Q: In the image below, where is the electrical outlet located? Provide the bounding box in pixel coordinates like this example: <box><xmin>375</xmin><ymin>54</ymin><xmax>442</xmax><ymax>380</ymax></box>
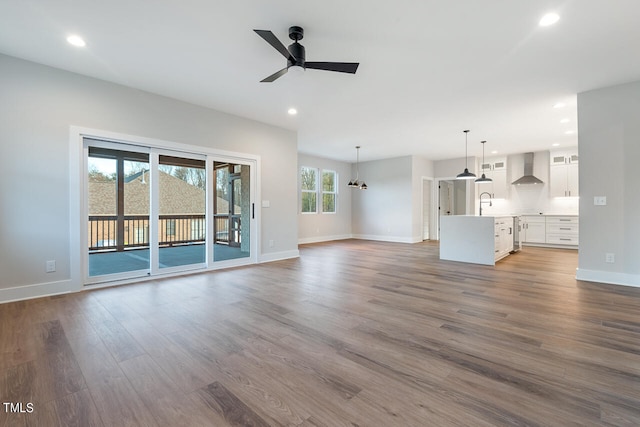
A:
<box><xmin>268</xmin><ymin>239</ymin><xmax>275</xmax><ymax>248</ymax></box>
<box><xmin>46</xmin><ymin>260</ymin><xmax>56</xmax><ymax>273</ymax></box>
<box><xmin>605</xmin><ymin>253</ymin><xmax>615</xmax><ymax>263</ymax></box>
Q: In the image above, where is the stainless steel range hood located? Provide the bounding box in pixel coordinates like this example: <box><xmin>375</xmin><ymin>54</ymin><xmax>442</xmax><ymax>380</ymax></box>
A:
<box><xmin>512</xmin><ymin>152</ymin><xmax>544</xmax><ymax>185</ymax></box>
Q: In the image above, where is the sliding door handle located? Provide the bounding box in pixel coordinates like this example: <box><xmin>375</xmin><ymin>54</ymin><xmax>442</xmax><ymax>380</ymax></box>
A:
<box><xmin>252</xmin><ymin>203</ymin><xmax>255</xmax><ymax>219</ymax></box>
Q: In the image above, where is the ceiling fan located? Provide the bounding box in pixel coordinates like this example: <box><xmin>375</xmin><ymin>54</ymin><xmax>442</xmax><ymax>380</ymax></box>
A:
<box><xmin>254</xmin><ymin>26</ymin><xmax>360</xmax><ymax>82</ymax></box>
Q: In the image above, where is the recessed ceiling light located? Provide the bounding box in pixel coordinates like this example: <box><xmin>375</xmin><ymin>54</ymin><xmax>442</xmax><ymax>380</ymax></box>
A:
<box><xmin>66</xmin><ymin>35</ymin><xmax>86</xmax><ymax>47</ymax></box>
<box><xmin>539</xmin><ymin>13</ymin><xmax>560</xmax><ymax>27</ymax></box>
<box><xmin>560</xmin><ymin>118</ymin><xmax>570</xmax><ymax>124</ymax></box>
<box><xmin>491</xmin><ymin>150</ymin><xmax>498</xmax><ymax>154</ymax></box>
<box><xmin>552</xmin><ymin>143</ymin><xmax>560</xmax><ymax>147</ymax></box>
<box><xmin>553</xmin><ymin>102</ymin><xmax>566</xmax><ymax>109</ymax></box>
<box><xmin>565</xmin><ymin>130</ymin><xmax>575</xmax><ymax>135</ymax></box>
<box><xmin>287</xmin><ymin>108</ymin><xmax>297</xmax><ymax>115</ymax></box>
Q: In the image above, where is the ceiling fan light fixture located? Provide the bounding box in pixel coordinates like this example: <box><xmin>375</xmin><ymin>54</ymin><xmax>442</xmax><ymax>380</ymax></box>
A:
<box><xmin>288</xmin><ymin>65</ymin><xmax>305</xmax><ymax>76</ymax></box>
<box><xmin>456</xmin><ymin>130</ymin><xmax>477</xmax><ymax>180</ymax></box>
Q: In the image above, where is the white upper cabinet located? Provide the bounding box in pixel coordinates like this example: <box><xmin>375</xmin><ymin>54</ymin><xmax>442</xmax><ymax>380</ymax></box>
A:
<box><xmin>550</xmin><ymin>149</ymin><xmax>579</xmax><ymax>165</ymax></box>
<box><xmin>477</xmin><ymin>157</ymin><xmax>508</xmax><ymax>199</ymax></box>
<box><xmin>549</xmin><ymin>149</ymin><xmax>579</xmax><ymax>197</ymax></box>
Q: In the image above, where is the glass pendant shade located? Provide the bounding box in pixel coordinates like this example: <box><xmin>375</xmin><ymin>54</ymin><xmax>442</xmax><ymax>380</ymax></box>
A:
<box><xmin>456</xmin><ymin>130</ymin><xmax>476</xmax><ymax>180</ymax></box>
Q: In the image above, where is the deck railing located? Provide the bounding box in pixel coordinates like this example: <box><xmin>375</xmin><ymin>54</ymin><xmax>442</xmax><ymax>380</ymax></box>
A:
<box><xmin>89</xmin><ymin>215</ymin><xmax>209</xmax><ymax>252</ymax></box>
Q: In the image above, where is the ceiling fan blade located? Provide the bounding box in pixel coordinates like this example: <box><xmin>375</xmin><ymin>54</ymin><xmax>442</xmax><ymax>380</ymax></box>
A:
<box><xmin>261</xmin><ymin>67</ymin><xmax>288</xmax><ymax>83</ymax></box>
<box><xmin>305</xmin><ymin>62</ymin><xmax>359</xmax><ymax>74</ymax></box>
<box><xmin>254</xmin><ymin>29</ymin><xmax>295</xmax><ymax>61</ymax></box>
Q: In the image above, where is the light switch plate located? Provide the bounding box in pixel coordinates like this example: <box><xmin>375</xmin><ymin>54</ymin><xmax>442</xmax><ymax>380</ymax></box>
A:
<box><xmin>262</xmin><ymin>200</ymin><xmax>270</xmax><ymax>208</ymax></box>
<box><xmin>594</xmin><ymin>196</ymin><xmax>607</xmax><ymax>206</ymax></box>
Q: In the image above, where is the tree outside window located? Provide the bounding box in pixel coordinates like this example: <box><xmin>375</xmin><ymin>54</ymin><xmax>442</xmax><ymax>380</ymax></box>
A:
<box><xmin>322</xmin><ymin>170</ymin><xmax>337</xmax><ymax>213</ymax></box>
<box><xmin>301</xmin><ymin>167</ymin><xmax>317</xmax><ymax>213</ymax></box>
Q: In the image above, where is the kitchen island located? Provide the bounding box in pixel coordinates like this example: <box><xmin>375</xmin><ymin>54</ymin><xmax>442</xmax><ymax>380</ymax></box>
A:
<box><xmin>439</xmin><ymin>215</ymin><xmax>515</xmax><ymax>265</ymax></box>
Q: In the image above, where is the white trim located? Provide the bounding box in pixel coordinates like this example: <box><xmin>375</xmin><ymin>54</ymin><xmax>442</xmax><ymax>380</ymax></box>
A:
<box><xmin>576</xmin><ymin>268</ymin><xmax>640</xmax><ymax>288</ymax></box>
<box><xmin>298</xmin><ymin>234</ymin><xmax>352</xmax><ymax>245</ymax></box>
<box><xmin>421</xmin><ymin>176</ymin><xmax>435</xmax><ymax>241</ymax></box>
<box><xmin>0</xmin><ymin>280</ymin><xmax>75</xmax><ymax>304</ymax></box>
<box><xmin>70</xmin><ymin>126</ymin><xmax>261</xmax><ymax>289</ymax></box>
<box><xmin>72</xmin><ymin>126</ymin><xmax>256</xmax><ymax>161</ymax></box>
<box><xmin>351</xmin><ymin>234</ymin><xmax>421</xmax><ymax>244</ymax></box>
<box><xmin>259</xmin><ymin>250</ymin><xmax>300</xmax><ymax>263</ymax></box>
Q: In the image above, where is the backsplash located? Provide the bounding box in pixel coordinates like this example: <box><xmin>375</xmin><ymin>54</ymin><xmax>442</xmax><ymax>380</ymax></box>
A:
<box><xmin>480</xmin><ymin>186</ymin><xmax>579</xmax><ymax>216</ymax></box>
<box><xmin>477</xmin><ymin>151</ymin><xmax>579</xmax><ymax>216</ymax></box>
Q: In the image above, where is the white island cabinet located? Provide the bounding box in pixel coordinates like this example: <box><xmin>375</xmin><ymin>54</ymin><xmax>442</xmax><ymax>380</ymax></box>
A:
<box><xmin>440</xmin><ymin>216</ymin><xmax>514</xmax><ymax>266</ymax></box>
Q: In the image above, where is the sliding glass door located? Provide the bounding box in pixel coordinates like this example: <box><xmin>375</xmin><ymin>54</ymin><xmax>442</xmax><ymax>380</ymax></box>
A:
<box><xmin>157</xmin><ymin>154</ymin><xmax>206</xmax><ymax>271</ymax></box>
<box><xmin>213</xmin><ymin>162</ymin><xmax>252</xmax><ymax>262</ymax></box>
<box><xmin>87</xmin><ymin>144</ymin><xmax>150</xmax><ymax>279</ymax></box>
<box><xmin>84</xmin><ymin>138</ymin><xmax>256</xmax><ymax>284</ymax></box>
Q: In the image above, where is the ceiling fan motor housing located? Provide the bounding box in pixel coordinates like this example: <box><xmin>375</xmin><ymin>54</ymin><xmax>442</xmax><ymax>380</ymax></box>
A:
<box><xmin>288</xmin><ymin>42</ymin><xmax>306</xmax><ymax>68</ymax></box>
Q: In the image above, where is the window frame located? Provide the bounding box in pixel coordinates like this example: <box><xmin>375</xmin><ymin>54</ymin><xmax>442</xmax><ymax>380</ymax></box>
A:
<box><xmin>321</xmin><ymin>169</ymin><xmax>337</xmax><ymax>214</ymax></box>
<box><xmin>300</xmin><ymin>166</ymin><xmax>318</xmax><ymax>214</ymax></box>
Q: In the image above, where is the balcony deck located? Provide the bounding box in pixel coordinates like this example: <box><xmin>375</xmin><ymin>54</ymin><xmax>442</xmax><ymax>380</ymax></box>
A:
<box><xmin>89</xmin><ymin>243</ymin><xmax>247</xmax><ymax>277</ymax></box>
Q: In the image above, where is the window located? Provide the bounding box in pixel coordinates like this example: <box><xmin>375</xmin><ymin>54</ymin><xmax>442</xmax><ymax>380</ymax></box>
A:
<box><xmin>301</xmin><ymin>166</ymin><xmax>318</xmax><ymax>213</ymax></box>
<box><xmin>322</xmin><ymin>170</ymin><xmax>337</xmax><ymax>213</ymax></box>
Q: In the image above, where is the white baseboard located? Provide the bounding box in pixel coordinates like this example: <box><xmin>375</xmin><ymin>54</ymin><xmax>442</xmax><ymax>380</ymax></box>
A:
<box><xmin>298</xmin><ymin>234</ymin><xmax>352</xmax><ymax>245</ymax></box>
<box><xmin>0</xmin><ymin>279</ymin><xmax>77</xmax><ymax>304</ymax></box>
<box><xmin>259</xmin><ymin>249</ymin><xmax>300</xmax><ymax>263</ymax></box>
<box><xmin>351</xmin><ymin>234</ymin><xmax>422</xmax><ymax>244</ymax></box>
<box><xmin>576</xmin><ymin>268</ymin><xmax>640</xmax><ymax>288</ymax></box>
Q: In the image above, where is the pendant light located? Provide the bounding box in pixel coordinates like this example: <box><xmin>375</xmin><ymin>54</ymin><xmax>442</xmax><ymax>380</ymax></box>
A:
<box><xmin>347</xmin><ymin>146</ymin><xmax>368</xmax><ymax>190</ymax></box>
<box><xmin>456</xmin><ymin>130</ymin><xmax>476</xmax><ymax>180</ymax></box>
<box><xmin>475</xmin><ymin>140</ymin><xmax>493</xmax><ymax>184</ymax></box>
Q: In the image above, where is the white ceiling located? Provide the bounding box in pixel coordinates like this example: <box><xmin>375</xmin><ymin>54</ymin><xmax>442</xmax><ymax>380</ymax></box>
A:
<box><xmin>1</xmin><ymin>1</ymin><xmax>640</xmax><ymax>162</ymax></box>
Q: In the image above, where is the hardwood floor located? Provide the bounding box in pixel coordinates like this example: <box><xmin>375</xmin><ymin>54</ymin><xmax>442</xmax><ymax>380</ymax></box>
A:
<box><xmin>2</xmin><ymin>240</ymin><xmax>640</xmax><ymax>426</ymax></box>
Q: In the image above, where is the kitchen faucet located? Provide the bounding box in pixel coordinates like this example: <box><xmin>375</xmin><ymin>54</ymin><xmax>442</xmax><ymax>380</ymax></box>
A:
<box><xmin>479</xmin><ymin>192</ymin><xmax>493</xmax><ymax>216</ymax></box>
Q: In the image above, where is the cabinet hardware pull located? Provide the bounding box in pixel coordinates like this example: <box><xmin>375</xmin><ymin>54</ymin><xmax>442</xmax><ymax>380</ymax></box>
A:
<box><xmin>560</xmin><ymin>238</ymin><xmax>571</xmax><ymax>241</ymax></box>
<box><xmin>560</xmin><ymin>227</ymin><xmax>571</xmax><ymax>230</ymax></box>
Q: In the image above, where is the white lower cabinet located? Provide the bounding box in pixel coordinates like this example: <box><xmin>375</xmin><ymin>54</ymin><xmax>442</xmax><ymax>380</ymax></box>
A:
<box><xmin>521</xmin><ymin>215</ymin><xmax>579</xmax><ymax>247</ymax></box>
<box><xmin>521</xmin><ymin>216</ymin><xmax>546</xmax><ymax>244</ymax></box>
<box><xmin>546</xmin><ymin>216</ymin><xmax>579</xmax><ymax>245</ymax></box>
<box><xmin>494</xmin><ymin>217</ymin><xmax>513</xmax><ymax>261</ymax></box>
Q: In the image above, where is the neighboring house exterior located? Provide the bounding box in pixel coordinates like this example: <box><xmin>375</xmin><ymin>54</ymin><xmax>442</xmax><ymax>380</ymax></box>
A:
<box><xmin>88</xmin><ymin>171</ymin><xmax>232</xmax><ymax>250</ymax></box>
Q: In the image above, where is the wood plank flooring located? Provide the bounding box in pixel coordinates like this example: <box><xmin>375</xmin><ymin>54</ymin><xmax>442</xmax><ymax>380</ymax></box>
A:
<box><xmin>2</xmin><ymin>240</ymin><xmax>640</xmax><ymax>426</ymax></box>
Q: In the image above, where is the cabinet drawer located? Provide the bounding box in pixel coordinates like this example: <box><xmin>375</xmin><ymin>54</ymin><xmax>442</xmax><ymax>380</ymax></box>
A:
<box><xmin>546</xmin><ymin>224</ymin><xmax>579</xmax><ymax>234</ymax></box>
<box><xmin>546</xmin><ymin>216</ymin><xmax>578</xmax><ymax>225</ymax></box>
<box><xmin>546</xmin><ymin>234</ymin><xmax>579</xmax><ymax>245</ymax></box>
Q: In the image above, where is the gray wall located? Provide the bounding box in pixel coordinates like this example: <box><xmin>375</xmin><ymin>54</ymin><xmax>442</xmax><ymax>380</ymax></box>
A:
<box><xmin>0</xmin><ymin>54</ymin><xmax>298</xmax><ymax>301</ymax></box>
<box><xmin>351</xmin><ymin>156</ymin><xmax>415</xmax><ymax>243</ymax></box>
<box><xmin>297</xmin><ymin>153</ymin><xmax>352</xmax><ymax>243</ymax></box>
<box><xmin>434</xmin><ymin>157</ymin><xmax>477</xmax><ymax>178</ymax></box>
<box><xmin>576</xmin><ymin>80</ymin><xmax>640</xmax><ymax>287</ymax></box>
